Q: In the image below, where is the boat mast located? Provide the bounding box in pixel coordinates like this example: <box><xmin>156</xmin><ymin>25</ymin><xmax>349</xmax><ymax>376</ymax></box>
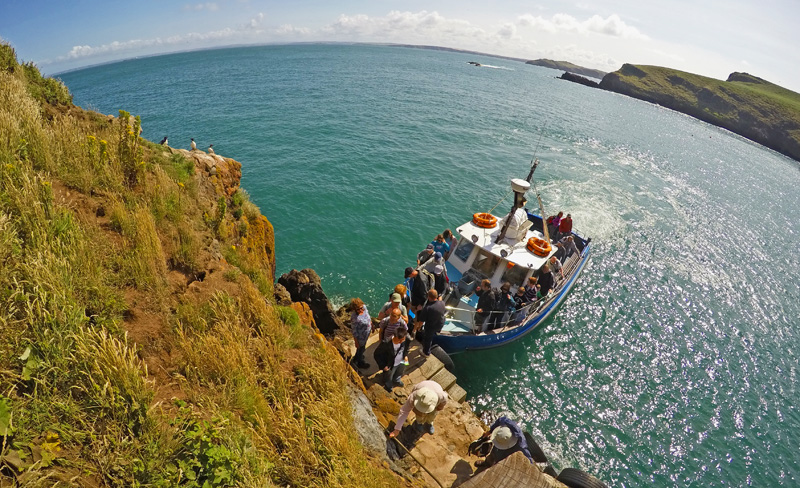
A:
<box><xmin>527</xmin><ymin>158</ymin><xmax>550</xmax><ymax>242</ymax></box>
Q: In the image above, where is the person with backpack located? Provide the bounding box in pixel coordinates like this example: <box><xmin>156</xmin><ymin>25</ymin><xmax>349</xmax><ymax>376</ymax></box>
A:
<box><xmin>411</xmin><ymin>265</ymin><xmax>435</xmax><ymax>313</ymax></box>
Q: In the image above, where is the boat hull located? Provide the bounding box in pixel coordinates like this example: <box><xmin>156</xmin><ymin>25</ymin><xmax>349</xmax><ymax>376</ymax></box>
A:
<box><xmin>433</xmin><ymin>241</ymin><xmax>591</xmax><ymax>354</ymax></box>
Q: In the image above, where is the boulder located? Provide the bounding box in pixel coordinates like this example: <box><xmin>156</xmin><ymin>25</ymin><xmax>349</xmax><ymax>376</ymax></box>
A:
<box><xmin>278</xmin><ymin>269</ymin><xmax>343</xmax><ymax>334</ymax></box>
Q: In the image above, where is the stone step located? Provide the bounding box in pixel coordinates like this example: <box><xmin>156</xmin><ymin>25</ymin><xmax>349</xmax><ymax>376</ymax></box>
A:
<box><xmin>446</xmin><ymin>383</ymin><xmax>467</xmax><ymax>403</ymax></box>
<box><xmin>429</xmin><ymin>367</ymin><xmax>457</xmax><ymax>392</ymax></box>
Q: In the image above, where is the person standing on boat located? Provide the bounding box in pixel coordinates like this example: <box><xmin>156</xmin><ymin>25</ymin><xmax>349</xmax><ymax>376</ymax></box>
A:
<box><xmin>553</xmin><ymin>241</ymin><xmax>567</xmax><ymax>263</ymax></box>
<box><xmin>430</xmin><ymin>234</ymin><xmax>450</xmax><ymax>256</ymax></box>
<box><xmin>378</xmin><ymin>307</ymin><xmax>408</xmax><ymax>342</ymax></box>
<box><xmin>417</xmin><ymin>244</ymin><xmax>435</xmax><ymax>266</ymax></box>
<box><xmin>549</xmin><ymin>255</ymin><xmax>564</xmax><ymax>280</ymax></box>
<box><xmin>474</xmin><ymin>416</ymin><xmax>533</xmax><ymax>469</ymax></box>
<box><xmin>416</xmin><ymin>289</ymin><xmax>447</xmax><ymax>356</ymax></box>
<box><xmin>442</xmin><ymin>229</ymin><xmax>458</xmax><ymax>259</ymax></box>
<box><xmin>558</xmin><ymin>213</ymin><xmax>573</xmax><ymax>241</ymax></box>
<box><xmin>524</xmin><ymin>276</ymin><xmax>539</xmax><ymax>302</ymax></box>
<box><xmin>559</xmin><ymin>235</ymin><xmax>579</xmax><ymax>260</ymax></box>
<box><xmin>432</xmin><ymin>265</ymin><xmax>449</xmax><ymax>298</ymax></box>
<box><xmin>389</xmin><ymin>380</ymin><xmax>448</xmax><ymax>437</ymax></box>
<box><xmin>475</xmin><ymin>279</ymin><xmax>496</xmax><ymax>332</ymax></box>
<box><xmin>374</xmin><ymin>327</ymin><xmax>411</xmax><ymax>391</ymax></box>
<box><xmin>537</xmin><ymin>265</ymin><xmax>555</xmax><ymax>299</ymax></box>
<box><xmin>348</xmin><ymin>298</ymin><xmax>371</xmax><ymax>370</ymax></box>
<box><xmin>547</xmin><ymin>211</ymin><xmax>563</xmax><ymax>242</ymax></box>
<box><xmin>488</xmin><ymin>282</ymin><xmax>514</xmax><ymax>330</ymax></box>
<box><xmin>514</xmin><ymin>286</ymin><xmax>528</xmax><ymax>310</ymax></box>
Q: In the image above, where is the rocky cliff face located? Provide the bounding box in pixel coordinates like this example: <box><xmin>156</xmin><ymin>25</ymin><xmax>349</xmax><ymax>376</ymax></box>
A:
<box><xmin>599</xmin><ymin>64</ymin><xmax>800</xmax><ymax>162</ymax></box>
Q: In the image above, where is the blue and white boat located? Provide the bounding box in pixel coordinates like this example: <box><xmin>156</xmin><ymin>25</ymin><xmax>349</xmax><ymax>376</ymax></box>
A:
<box><xmin>433</xmin><ymin>161</ymin><xmax>591</xmax><ymax>354</ymax></box>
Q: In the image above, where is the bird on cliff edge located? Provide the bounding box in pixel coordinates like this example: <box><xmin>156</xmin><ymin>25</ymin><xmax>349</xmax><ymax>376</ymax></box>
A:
<box><xmin>190</xmin><ymin>138</ymin><xmax>196</xmax><ymax>150</ymax></box>
<box><xmin>208</xmin><ymin>144</ymin><xmax>215</xmax><ymax>154</ymax></box>
<box><xmin>159</xmin><ymin>136</ymin><xmax>168</xmax><ymax>145</ymax></box>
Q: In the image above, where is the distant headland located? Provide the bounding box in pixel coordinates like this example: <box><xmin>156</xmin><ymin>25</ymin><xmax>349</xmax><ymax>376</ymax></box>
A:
<box><xmin>598</xmin><ymin>65</ymin><xmax>800</xmax><ymax>163</ymax></box>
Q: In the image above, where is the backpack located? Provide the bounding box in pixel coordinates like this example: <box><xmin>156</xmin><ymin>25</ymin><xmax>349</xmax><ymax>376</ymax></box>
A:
<box><xmin>417</xmin><ymin>268</ymin><xmax>435</xmax><ymax>295</ymax></box>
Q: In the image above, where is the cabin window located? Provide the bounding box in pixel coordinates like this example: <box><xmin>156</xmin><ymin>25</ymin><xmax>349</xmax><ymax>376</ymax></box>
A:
<box><xmin>501</xmin><ymin>262</ymin><xmax>528</xmax><ymax>287</ymax></box>
<box><xmin>471</xmin><ymin>249</ymin><xmax>500</xmax><ymax>278</ymax></box>
<box><xmin>453</xmin><ymin>238</ymin><xmax>474</xmax><ymax>263</ymax></box>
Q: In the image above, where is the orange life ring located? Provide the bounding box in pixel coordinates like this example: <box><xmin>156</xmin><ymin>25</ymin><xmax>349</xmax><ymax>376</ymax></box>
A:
<box><xmin>472</xmin><ymin>212</ymin><xmax>497</xmax><ymax>228</ymax></box>
<box><xmin>527</xmin><ymin>237</ymin><xmax>552</xmax><ymax>257</ymax></box>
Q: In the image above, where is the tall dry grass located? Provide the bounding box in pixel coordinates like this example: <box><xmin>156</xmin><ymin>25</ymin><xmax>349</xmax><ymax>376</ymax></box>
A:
<box><xmin>0</xmin><ymin>42</ymin><xmax>405</xmax><ymax>488</ymax></box>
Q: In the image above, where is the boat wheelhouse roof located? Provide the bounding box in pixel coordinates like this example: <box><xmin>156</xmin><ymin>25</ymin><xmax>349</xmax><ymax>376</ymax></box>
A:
<box><xmin>455</xmin><ymin>213</ymin><xmax>554</xmax><ymax>271</ymax></box>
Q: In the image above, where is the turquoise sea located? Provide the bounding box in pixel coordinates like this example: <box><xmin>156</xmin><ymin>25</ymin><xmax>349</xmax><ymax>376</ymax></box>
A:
<box><xmin>60</xmin><ymin>45</ymin><xmax>800</xmax><ymax>486</ymax></box>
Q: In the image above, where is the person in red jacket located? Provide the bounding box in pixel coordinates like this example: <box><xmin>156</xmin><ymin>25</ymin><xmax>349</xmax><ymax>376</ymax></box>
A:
<box><xmin>557</xmin><ymin>213</ymin><xmax>573</xmax><ymax>241</ymax></box>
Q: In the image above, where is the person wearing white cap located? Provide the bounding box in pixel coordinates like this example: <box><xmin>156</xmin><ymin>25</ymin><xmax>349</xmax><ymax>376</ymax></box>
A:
<box><xmin>474</xmin><ymin>416</ymin><xmax>533</xmax><ymax>469</ymax></box>
<box><xmin>389</xmin><ymin>380</ymin><xmax>448</xmax><ymax>437</ymax></box>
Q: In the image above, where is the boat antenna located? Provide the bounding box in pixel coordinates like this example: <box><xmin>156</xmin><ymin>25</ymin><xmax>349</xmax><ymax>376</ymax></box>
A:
<box><xmin>526</xmin><ymin>121</ymin><xmax>547</xmax><ymax>183</ymax></box>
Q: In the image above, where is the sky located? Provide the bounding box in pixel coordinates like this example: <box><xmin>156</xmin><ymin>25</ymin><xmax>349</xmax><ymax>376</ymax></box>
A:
<box><xmin>2</xmin><ymin>0</ymin><xmax>799</xmax><ymax>92</ymax></box>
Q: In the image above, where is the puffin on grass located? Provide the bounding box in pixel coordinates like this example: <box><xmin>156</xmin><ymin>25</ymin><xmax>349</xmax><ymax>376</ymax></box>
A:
<box><xmin>190</xmin><ymin>138</ymin><xmax>197</xmax><ymax>150</ymax></box>
<box><xmin>159</xmin><ymin>136</ymin><xmax>168</xmax><ymax>145</ymax></box>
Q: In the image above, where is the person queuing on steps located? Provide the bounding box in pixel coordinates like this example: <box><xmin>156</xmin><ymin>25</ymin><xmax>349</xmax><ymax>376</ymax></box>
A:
<box><xmin>394</xmin><ymin>284</ymin><xmax>412</xmax><ymax>313</ymax></box>
<box><xmin>389</xmin><ymin>380</ymin><xmax>448</xmax><ymax>437</ymax></box>
<box><xmin>546</xmin><ymin>211</ymin><xmax>563</xmax><ymax>242</ymax></box>
<box><xmin>442</xmin><ymin>229</ymin><xmax>458</xmax><ymax>259</ymax></box>
<box><xmin>537</xmin><ymin>264</ymin><xmax>554</xmax><ymax>299</ymax></box>
<box><xmin>488</xmin><ymin>282</ymin><xmax>514</xmax><ymax>330</ymax></box>
<box><xmin>377</xmin><ymin>292</ymin><xmax>408</xmax><ymax>322</ymax></box>
<box><xmin>378</xmin><ymin>307</ymin><xmax>408</xmax><ymax>342</ymax></box>
<box><xmin>558</xmin><ymin>213</ymin><xmax>573</xmax><ymax>241</ymax></box>
<box><xmin>432</xmin><ymin>265</ymin><xmax>449</xmax><ymax>298</ymax></box>
<box><xmin>430</xmin><ymin>233</ymin><xmax>450</xmax><ymax>256</ymax></box>
<box><xmin>523</xmin><ymin>276</ymin><xmax>539</xmax><ymax>303</ymax></box>
<box><xmin>374</xmin><ymin>327</ymin><xmax>411</xmax><ymax>391</ymax></box>
<box><xmin>474</xmin><ymin>279</ymin><xmax>496</xmax><ymax>332</ymax></box>
<box><xmin>409</xmin><ymin>267</ymin><xmax>431</xmax><ymax>313</ymax></box>
<box><xmin>559</xmin><ymin>235</ymin><xmax>579</xmax><ymax>260</ymax></box>
<box><xmin>474</xmin><ymin>416</ymin><xmax>534</xmax><ymax>469</ymax></box>
<box><xmin>417</xmin><ymin>244</ymin><xmax>435</xmax><ymax>266</ymax></box>
<box><xmin>415</xmin><ymin>289</ymin><xmax>447</xmax><ymax>357</ymax></box>
<box><xmin>403</xmin><ymin>267</ymin><xmax>416</xmax><ymax>292</ymax></box>
<box><xmin>348</xmin><ymin>298</ymin><xmax>372</xmax><ymax>370</ymax></box>
<box><xmin>549</xmin><ymin>255</ymin><xmax>564</xmax><ymax>280</ymax></box>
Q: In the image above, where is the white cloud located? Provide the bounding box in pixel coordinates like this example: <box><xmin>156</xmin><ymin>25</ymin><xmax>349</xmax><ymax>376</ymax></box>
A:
<box><xmin>276</xmin><ymin>24</ymin><xmax>310</xmax><ymax>36</ymax></box>
<box><xmin>517</xmin><ymin>13</ymin><xmax>648</xmax><ymax>40</ymax></box>
<box><xmin>183</xmin><ymin>3</ymin><xmax>219</xmax><ymax>12</ymax></box>
<box><xmin>62</xmin><ymin>13</ymin><xmax>264</xmax><ymax>60</ymax></box>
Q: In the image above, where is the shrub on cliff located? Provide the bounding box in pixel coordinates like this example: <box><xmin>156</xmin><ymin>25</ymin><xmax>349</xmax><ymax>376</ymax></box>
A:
<box><xmin>0</xmin><ymin>43</ymin><xmax>403</xmax><ymax>488</ymax></box>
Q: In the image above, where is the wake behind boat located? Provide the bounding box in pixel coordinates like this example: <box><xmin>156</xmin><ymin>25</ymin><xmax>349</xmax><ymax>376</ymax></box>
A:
<box><xmin>414</xmin><ymin>160</ymin><xmax>591</xmax><ymax>354</ymax></box>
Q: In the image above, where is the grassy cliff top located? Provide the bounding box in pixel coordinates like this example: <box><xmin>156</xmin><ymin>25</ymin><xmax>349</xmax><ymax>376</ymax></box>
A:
<box><xmin>0</xmin><ymin>43</ymin><xmax>405</xmax><ymax>488</ymax></box>
<box><xmin>599</xmin><ymin>64</ymin><xmax>800</xmax><ymax>161</ymax></box>
<box><xmin>602</xmin><ymin>64</ymin><xmax>800</xmax><ymax>127</ymax></box>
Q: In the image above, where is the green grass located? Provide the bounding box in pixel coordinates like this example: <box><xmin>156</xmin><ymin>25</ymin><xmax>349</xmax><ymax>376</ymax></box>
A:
<box><xmin>600</xmin><ymin>64</ymin><xmax>800</xmax><ymax>160</ymax></box>
<box><xmin>0</xmin><ymin>41</ymin><xmax>405</xmax><ymax>488</ymax></box>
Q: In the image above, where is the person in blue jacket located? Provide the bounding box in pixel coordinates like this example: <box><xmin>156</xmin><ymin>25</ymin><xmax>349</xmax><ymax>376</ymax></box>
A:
<box><xmin>474</xmin><ymin>416</ymin><xmax>533</xmax><ymax>469</ymax></box>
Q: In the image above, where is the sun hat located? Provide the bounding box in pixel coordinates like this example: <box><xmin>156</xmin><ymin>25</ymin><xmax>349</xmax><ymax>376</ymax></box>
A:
<box><xmin>413</xmin><ymin>387</ymin><xmax>438</xmax><ymax>414</ymax></box>
<box><xmin>391</xmin><ymin>292</ymin><xmax>402</xmax><ymax>303</ymax></box>
<box><xmin>434</xmin><ymin>265</ymin><xmax>443</xmax><ymax>274</ymax></box>
<box><xmin>490</xmin><ymin>426</ymin><xmax>518</xmax><ymax>450</ymax></box>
